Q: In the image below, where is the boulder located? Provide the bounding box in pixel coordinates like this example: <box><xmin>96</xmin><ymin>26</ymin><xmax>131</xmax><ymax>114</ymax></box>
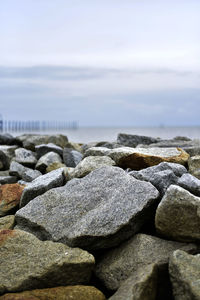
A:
<box><xmin>19</xmin><ymin>168</ymin><xmax>66</xmax><ymax>207</ymax></box>
<box><xmin>155</xmin><ymin>185</ymin><xmax>200</xmax><ymax>242</ymax></box>
<box><xmin>109</xmin><ymin>264</ymin><xmax>157</xmax><ymax>300</ymax></box>
<box><xmin>13</xmin><ymin>148</ymin><xmax>37</xmax><ymax>167</ymax></box>
<box><xmin>35</xmin><ymin>151</ymin><xmax>62</xmax><ymax>173</ymax></box>
<box><xmin>71</xmin><ymin>156</ymin><xmax>116</xmax><ymax>178</ymax></box>
<box><xmin>95</xmin><ymin>233</ymin><xmax>197</xmax><ymax>292</ymax></box>
<box><xmin>177</xmin><ymin>173</ymin><xmax>200</xmax><ymax>196</ymax></box>
<box><xmin>35</xmin><ymin>143</ymin><xmax>63</xmax><ymax>158</ymax></box>
<box><xmin>0</xmin><ymin>146</ymin><xmax>18</xmax><ymax>170</ymax></box>
<box><xmin>117</xmin><ymin>133</ymin><xmax>159</xmax><ymax>148</ymax></box>
<box><xmin>16</xmin><ymin>166</ymin><xmax>159</xmax><ymax>250</ymax></box>
<box><xmin>0</xmin><ymin>229</ymin><xmax>94</xmax><ymax>294</ymax></box>
<box><xmin>169</xmin><ymin>250</ymin><xmax>200</xmax><ymax>300</ymax></box>
<box><xmin>63</xmin><ymin>148</ymin><xmax>83</xmax><ymax>167</ymax></box>
<box><xmin>0</xmin><ymin>176</ymin><xmax>18</xmax><ymax>185</ymax></box>
<box><xmin>0</xmin><ymin>215</ymin><xmax>15</xmax><ymax>230</ymax></box>
<box><xmin>9</xmin><ymin>161</ymin><xmax>41</xmax><ymax>182</ymax></box>
<box><xmin>0</xmin><ymin>184</ymin><xmax>24</xmax><ymax>216</ymax></box>
<box><xmin>188</xmin><ymin>155</ymin><xmax>200</xmax><ymax>179</ymax></box>
<box><xmin>0</xmin><ymin>286</ymin><xmax>106</xmax><ymax>300</ymax></box>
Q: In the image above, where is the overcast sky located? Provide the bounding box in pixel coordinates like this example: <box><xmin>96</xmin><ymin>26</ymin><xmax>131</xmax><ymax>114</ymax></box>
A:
<box><xmin>0</xmin><ymin>0</ymin><xmax>200</xmax><ymax>126</ymax></box>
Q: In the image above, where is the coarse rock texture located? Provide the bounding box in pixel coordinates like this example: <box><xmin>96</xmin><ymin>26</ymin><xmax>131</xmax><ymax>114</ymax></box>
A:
<box><xmin>9</xmin><ymin>161</ymin><xmax>42</xmax><ymax>182</ymax></box>
<box><xmin>188</xmin><ymin>155</ymin><xmax>200</xmax><ymax>179</ymax></box>
<box><xmin>15</xmin><ymin>166</ymin><xmax>159</xmax><ymax>250</ymax></box>
<box><xmin>0</xmin><ymin>133</ymin><xmax>17</xmax><ymax>145</ymax></box>
<box><xmin>109</xmin><ymin>264</ymin><xmax>158</xmax><ymax>300</ymax></box>
<box><xmin>0</xmin><ymin>215</ymin><xmax>15</xmax><ymax>230</ymax></box>
<box><xmin>63</xmin><ymin>148</ymin><xmax>83</xmax><ymax>167</ymax></box>
<box><xmin>46</xmin><ymin>162</ymin><xmax>67</xmax><ymax>173</ymax></box>
<box><xmin>129</xmin><ymin>162</ymin><xmax>187</xmax><ymax>196</ymax></box>
<box><xmin>19</xmin><ymin>168</ymin><xmax>66</xmax><ymax>207</ymax></box>
<box><xmin>16</xmin><ymin>134</ymin><xmax>68</xmax><ymax>151</ymax></box>
<box><xmin>169</xmin><ymin>250</ymin><xmax>200</xmax><ymax>300</ymax></box>
<box><xmin>177</xmin><ymin>173</ymin><xmax>200</xmax><ymax>196</ymax></box>
<box><xmin>0</xmin><ymin>145</ymin><xmax>18</xmax><ymax>170</ymax></box>
<box><xmin>0</xmin><ymin>286</ymin><xmax>106</xmax><ymax>300</ymax></box>
<box><xmin>71</xmin><ymin>156</ymin><xmax>116</xmax><ymax>178</ymax></box>
<box><xmin>95</xmin><ymin>234</ymin><xmax>197</xmax><ymax>294</ymax></box>
<box><xmin>35</xmin><ymin>143</ymin><xmax>63</xmax><ymax>158</ymax></box>
<box><xmin>117</xmin><ymin>133</ymin><xmax>159</xmax><ymax>148</ymax></box>
<box><xmin>0</xmin><ymin>184</ymin><xmax>25</xmax><ymax>216</ymax></box>
<box><xmin>35</xmin><ymin>151</ymin><xmax>62</xmax><ymax>173</ymax></box>
<box><xmin>155</xmin><ymin>185</ymin><xmax>200</xmax><ymax>242</ymax></box>
<box><xmin>13</xmin><ymin>148</ymin><xmax>37</xmax><ymax>167</ymax></box>
<box><xmin>0</xmin><ymin>229</ymin><xmax>94</xmax><ymax>295</ymax></box>
<box><xmin>0</xmin><ymin>176</ymin><xmax>18</xmax><ymax>185</ymax></box>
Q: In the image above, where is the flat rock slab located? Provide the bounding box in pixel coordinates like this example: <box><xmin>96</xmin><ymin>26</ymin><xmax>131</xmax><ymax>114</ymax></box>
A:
<box><xmin>16</xmin><ymin>166</ymin><xmax>159</xmax><ymax>250</ymax></box>
<box><xmin>155</xmin><ymin>185</ymin><xmax>200</xmax><ymax>242</ymax></box>
<box><xmin>0</xmin><ymin>286</ymin><xmax>106</xmax><ymax>300</ymax></box>
<box><xmin>95</xmin><ymin>233</ymin><xmax>197</xmax><ymax>291</ymax></box>
<box><xmin>20</xmin><ymin>168</ymin><xmax>66</xmax><ymax>207</ymax></box>
<box><xmin>0</xmin><ymin>229</ymin><xmax>94</xmax><ymax>295</ymax></box>
<box><xmin>0</xmin><ymin>184</ymin><xmax>25</xmax><ymax>216</ymax></box>
<box><xmin>169</xmin><ymin>250</ymin><xmax>200</xmax><ymax>300</ymax></box>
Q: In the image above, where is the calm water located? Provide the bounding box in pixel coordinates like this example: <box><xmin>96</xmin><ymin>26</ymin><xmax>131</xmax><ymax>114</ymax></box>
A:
<box><xmin>19</xmin><ymin>126</ymin><xmax>200</xmax><ymax>143</ymax></box>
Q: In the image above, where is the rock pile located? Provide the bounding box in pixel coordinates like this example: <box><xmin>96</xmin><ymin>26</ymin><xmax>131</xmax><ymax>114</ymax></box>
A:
<box><xmin>0</xmin><ymin>132</ymin><xmax>200</xmax><ymax>299</ymax></box>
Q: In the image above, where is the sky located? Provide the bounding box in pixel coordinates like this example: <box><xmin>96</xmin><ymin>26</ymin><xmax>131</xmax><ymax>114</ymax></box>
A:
<box><xmin>0</xmin><ymin>0</ymin><xmax>200</xmax><ymax>127</ymax></box>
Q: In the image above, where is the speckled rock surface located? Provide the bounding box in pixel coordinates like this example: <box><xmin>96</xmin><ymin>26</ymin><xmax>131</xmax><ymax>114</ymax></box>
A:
<box><xmin>35</xmin><ymin>151</ymin><xmax>62</xmax><ymax>173</ymax></box>
<box><xmin>9</xmin><ymin>161</ymin><xmax>41</xmax><ymax>182</ymax></box>
<box><xmin>13</xmin><ymin>148</ymin><xmax>37</xmax><ymax>167</ymax></box>
<box><xmin>16</xmin><ymin>166</ymin><xmax>159</xmax><ymax>250</ymax></box>
<box><xmin>0</xmin><ymin>215</ymin><xmax>15</xmax><ymax>230</ymax></box>
<box><xmin>63</xmin><ymin>148</ymin><xmax>83</xmax><ymax>167</ymax></box>
<box><xmin>0</xmin><ymin>184</ymin><xmax>24</xmax><ymax>216</ymax></box>
<box><xmin>177</xmin><ymin>173</ymin><xmax>200</xmax><ymax>196</ymax></box>
<box><xmin>0</xmin><ymin>229</ymin><xmax>94</xmax><ymax>295</ymax></box>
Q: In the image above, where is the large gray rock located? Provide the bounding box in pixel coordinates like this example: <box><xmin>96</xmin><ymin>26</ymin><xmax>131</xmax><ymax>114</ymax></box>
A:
<box><xmin>15</xmin><ymin>166</ymin><xmax>159</xmax><ymax>250</ymax></box>
<box><xmin>71</xmin><ymin>156</ymin><xmax>116</xmax><ymax>178</ymax></box>
<box><xmin>0</xmin><ymin>229</ymin><xmax>94</xmax><ymax>294</ymax></box>
<box><xmin>13</xmin><ymin>148</ymin><xmax>37</xmax><ymax>167</ymax></box>
<box><xmin>188</xmin><ymin>155</ymin><xmax>200</xmax><ymax>179</ymax></box>
<box><xmin>178</xmin><ymin>173</ymin><xmax>200</xmax><ymax>196</ymax></box>
<box><xmin>0</xmin><ymin>145</ymin><xmax>18</xmax><ymax>170</ymax></box>
<box><xmin>95</xmin><ymin>233</ymin><xmax>197</xmax><ymax>292</ymax></box>
<box><xmin>63</xmin><ymin>148</ymin><xmax>83</xmax><ymax>167</ymax></box>
<box><xmin>109</xmin><ymin>264</ymin><xmax>157</xmax><ymax>300</ymax></box>
<box><xmin>35</xmin><ymin>143</ymin><xmax>63</xmax><ymax>158</ymax></box>
<box><xmin>155</xmin><ymin>185</ymin><xmax>200</xmax><ymax>242</ymax></box>
<box><xmin>35</xmin><ymin>151</ymin><xmax>62</xmax><ymax>173</ymax></box>
<box><xmin>19</xmin><ymin>168</ymin><xmax>66</xmax><ymax>207</ymax></box>
<box><xmin>9</xmin><ymin>161</ymin><xmax>41</xmax><ymax>182</ymax></box>
<box><xmin>117</xmin><ymin>133</ymin><xmax>159</xmax><ymax>148</ymax></box>
<box><xmin>169</xmin><ymin>250</ymin><xmax>200</xmax><ymax>300</ymax></box>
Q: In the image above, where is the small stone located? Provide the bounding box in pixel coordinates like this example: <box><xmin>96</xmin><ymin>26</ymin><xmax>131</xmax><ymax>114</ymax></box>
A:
<box><xmin>35</xmin><ymin>143</ymin><xmax>63</xmax><ymax>158</ymax></box>
<box><xmin>63</xmin><ymin>148</ymin><xmax>83</xmax><ymax>167</ymax></box>
<box><xmin>0</xmin><ymin>176</ymin><xmax>18</xmax><ymax>185</ymax></box>
<box><xmin>178</xmin><ymin>173</ymin><xmax>200</xmax><ymax>196</ymax></box>
<box><xmin>13</xmin><ymin>148</ymin><xmax>37</xmax><ymax>167</ymax></box>
<box><xmin>35</xmin><ymin>151</ymin><xmax>62</xmax><ymax>173</ymax></box>
<box><xmin>9</xmin><ymin>161</ymin><xmax>41</xmax><ymax>182</ymax></box>
<box><xmin>117</xmin><ymin>133</ymin><xmax>159</xmax><ymax>147</ymax></box>
<box><xmin>0</xmin><ymin>215</ymin><xmax>15</xmax><ymax>230</ymax></box>
<box><xmin>0</xmin><ymin>184</ymin><xmax>24</xmax><ymax>216</ymax></box>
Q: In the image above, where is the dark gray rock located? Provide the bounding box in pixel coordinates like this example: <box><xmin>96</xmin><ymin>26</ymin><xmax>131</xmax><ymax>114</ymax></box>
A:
<box><xmin>0</xmin><ymin>133</ymin><xmax>16</xmax><ymax>145</ymax></box>
<box><xmin>0</xmin><ymin>145</ymin><xmax>18</xmax><ymax>170</ymax></box>
<box><xmin>63</xmin><ymin>148</ymin><xmax>83</xmax><ymax>167</ymax></box>
<box><xmin>19</xmin><ymin>168</ymin><xmax>66</xmax><ymax>207</ymax></box>
<box><xmin>9</xmin><ymin>161</ymin><xmax>41</xmax><ymax>182</ymax></box>
<box><xmin>178</xmin><ymin>173</ymin><xmax>200</xmax><ymax>196</ymax></box>
<box><xmin>35</xmin><ymin>151</ymin><xmax>62</xmax><ymax>173</ymax></box>
<box><xmin>169</xmin><ymin>250</ymin><xmax>200</xmax><ymax>300</ymax></box>
<box><xmin>15</xmin><ymin>166</ymin><xmax>159</xmax><ymax>250</ymax></box>
<box><xmin>95</xmin><ymin>233</ymin><xmax>197</xmax><ymax>292</ymax></box>
<box><xmin>13</xmin><ymin>148</ymin><xmax>37</xmax><ymax>167</ymax></box>
<box><xmin>155</xmin><ymin>185</ymin><xmax>200</xmax><ymax>242</ymax></box>
<box><xmin>0</xmin><ymin>176</ymin><xmax>18</xmax><ymax>184</ymax></box>
<box><xmin>117</xmin><ymin>133</ymin><xmax>159</xmax><ymax>148</ymax></box>
<box><xmin>35</xmin><ymin>143</ymin><xmax>63</xmax><ymax>158</ymax></box>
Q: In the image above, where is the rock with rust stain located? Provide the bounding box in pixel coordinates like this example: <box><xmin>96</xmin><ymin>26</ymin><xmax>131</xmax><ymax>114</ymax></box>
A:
<box><xmin>0</xmin><ymin>184</ymin><xmax>24</xmax><ymax>216</ymax></box>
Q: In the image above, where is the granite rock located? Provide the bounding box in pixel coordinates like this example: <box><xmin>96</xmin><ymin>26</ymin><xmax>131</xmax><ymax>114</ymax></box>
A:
<box><xmin>16</xmin><ymin>166</ymin><xmax>159</xmax><ymax>250</ymax></box>
<box><xmin>35</xmin><ymin>143</ymin><xmax>63</xmax><ymax>158</ymax></box>
<box><xmin>13</xmin><ymin>148</ymin><xmax>37</xmax><ymax>167</ymax></box>
<box><xmin>35</xmin><ymin>151</ymin><xmax>62</xmax><ymax>173</ymax></box>
<box><xmin>0</xmin><ymin>215</ymin><xmax>15</xmax><ymax>230</ymax></box>
<box><xmin>188</xmin><ymin>155</ymin><xmax>200</xmax><ymax>179</ymax></box>
<box><xmin>117</xmin><ymin>133</ymin><xmax>159</xmax><ymax>148</ymax></box>
<box><xmin>63</xmin><ymin>148</ymin><xmax>83</xmax><ymax>167</ymax></box>
<box><xmin>0</xmin><ymin>145</ymin><xmax>18</xmax><ymax>170</ymax></box>
<box><xmin>178</xmin><ymin>173</ymin><xmax>200</xmax><ymax>196</ymax></box>
<box><xmin>9</xmin><ymin>161</ymin><xmax>41</xmax><ymax>182</ymax></box>
<box><xmin>0</xmin><ymin>184</ymin><xmax>24</xmax><ymax>216</ymax></box>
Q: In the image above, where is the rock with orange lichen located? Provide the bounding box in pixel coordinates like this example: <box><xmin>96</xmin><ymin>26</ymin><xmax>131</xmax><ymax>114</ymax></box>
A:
<box><xmin>0</xmin><ymin>229</ymin><xmax>94</xmax><ymax>295</ymax></box>
<box><xmin>0</xmin><ymin>184</ymin><xmax>24</xmax><ymax>216</ymax></box>
<box><xmin>0</xmin><ymin>285</ymin><xmax>106</xmax><ymax>300</ymax></box>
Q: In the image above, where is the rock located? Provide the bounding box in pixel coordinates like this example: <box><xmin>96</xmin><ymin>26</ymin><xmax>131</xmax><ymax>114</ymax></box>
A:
<box><xmin>0</xmin><ymin>286</ymin><xmax>106</xmax><ymax>300</ymax></box>
<box><xmin>85</xmin><ymin>146</ymin><xmax>110</xmax><ymax>157</ymax></box>
<box><xmin>0</xmin><ymin>145</ymin><xmax>18</xmax><ymax>170</ymax></box>
<box><xmin>13</xmin><ymin>148</ymin><xmax>37</xmax><ymax>167</ymax></box>
<box><xmin>19</xmin><ymin>168</ymin><xmax>66</xmax><ymax>207</ymax></box>
<box><xmin>0</xmin><ymin>184</ymin><xmax>24</xmax><ymax>216</ymax></box>
<box><xmin>188</xmin><ymin>155</ymin><xmax>200</xmax><ymax>179</ymax></box>
<box><xmin>16</xmin><ymin>166</ymin><xmax>159</xmax><ymax>250</ymax></box>
<box><xmin>9</xmin><ymin>161</ymin><xmax>42</xmax><ymax>182</ymax></box>
<box><xmin>71</xmin><ymin>156</ymin><xmax>116</xmax><ymax>178</ymax></box>
<box><xmin>117</xmin><ymin>133</ymin><xmax>159</xmax><ymax>148</ymax></box>
<box><xmin>95</xmin><ymin>233</ymin><xmax>197</xmax><ymax>292</ymax></box>
<box><xmin>169</xmin><ymin>250</ymin><xmax>200</xmax><ymax>300</ymax></box>
<box><xmin>155</xmin><ymin>185</ymin><xmax>200</xmax><ymax>242</ymax></box>
<box><xmin>0</xmin><ymin>229</ymin><xmax>94</xmax><ymax>294</ymax></box>
<box><xmin>0</xmin><ymin>215</ymin><xmax>15</xmax><ymax>229</ymax></box>
<box><xmin>16</xmin><ymin>134</ymin><xmax>68</xmax><ymax>151</ymax></box>
<box><xmin>46</xmin><ymin>162</ymin><xmax>66</xmax><ymax>173</ymax></box>
<box><xmin>0</xmin><ymin>176</ymin><xmax>18</xmax><ymax>185</ymax></box>
<box><xmin>35</xmin><ymin>151</ymin><xmax>62</xmax><ymax>173</ymax></box>
<box><xmin>177</xmin><ymin>173</ymin><xmax>200</xmax><ymax>196</ymax></box>
<box><xmin>0</xmin><ymin>133</ymin><xmax>16</xmax><ymax>145</ymax></box>
<box><xmin>0</xmin><ymin>170</ymin><xmax>10</xmax><ymax>176</ymax></box>
<box><xmin>35</xmin><ymin>143</ymin><xmax>63</xmax><ymax>158</ymax></box>
<box><xmin>64</xmin><ymin>141</ymin><xmax>83</xmax><ymax>153</ymax></box>
<box><xmin>109</xmin><ymin>264</ymin><xmax>157</xmax><ymax>300</ymax></box>
<box><xmin>63</xmin><ymin>148</ymin><xmax>83</xmax><ymax>167</ymax></box>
